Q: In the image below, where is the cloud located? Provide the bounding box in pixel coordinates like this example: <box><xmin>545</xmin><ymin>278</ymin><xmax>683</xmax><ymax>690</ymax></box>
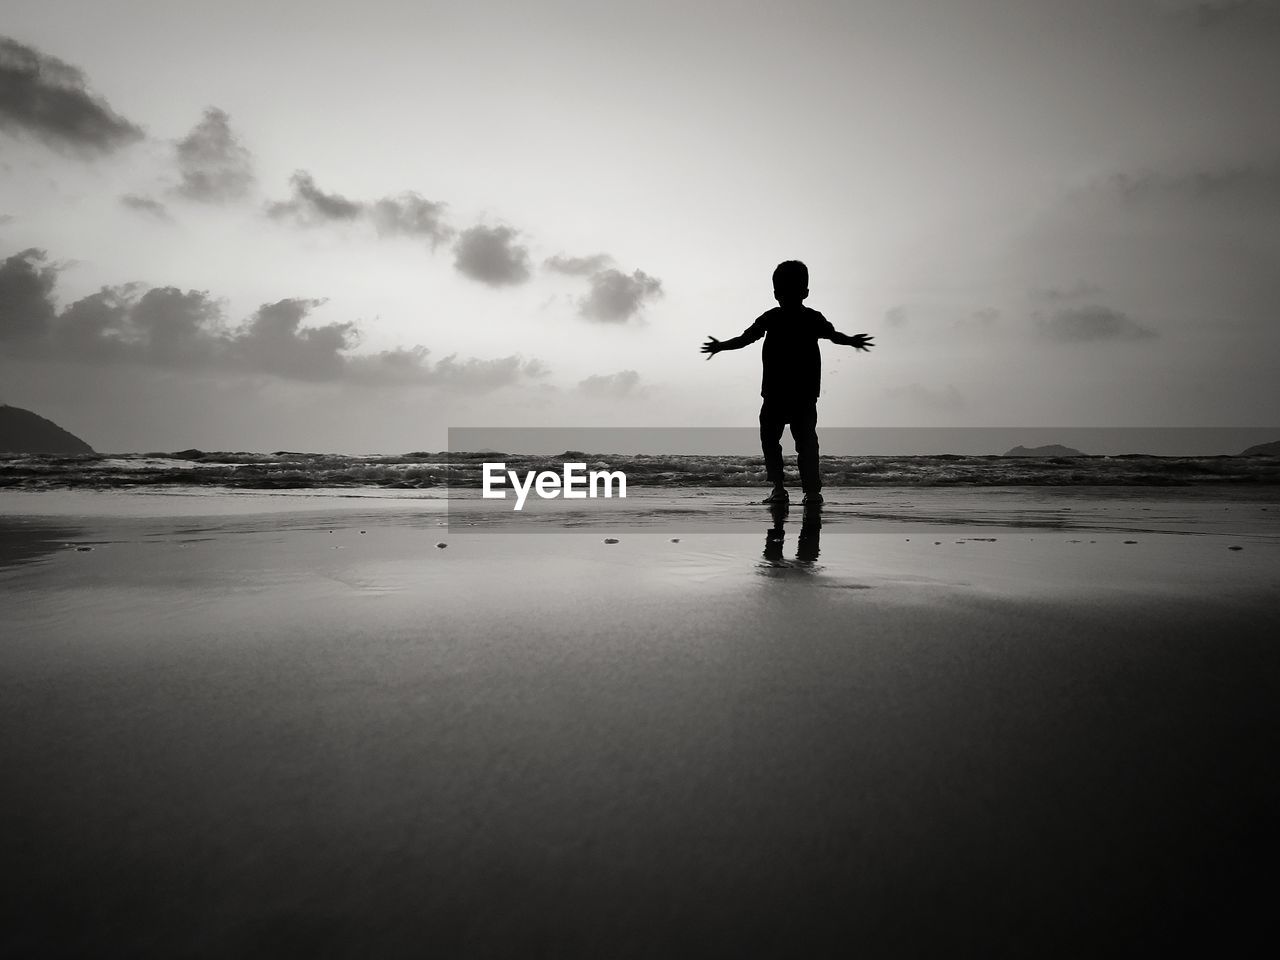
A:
<box><xmin>266</xmin><ymin>171</ymin><xmax>363</xmax><ymax>225</ymax></box>
<box><xmin>0</xmin><ymin>213</ymin><xmax>14</xmax><ymax>226</ymax></box>
<box><xmin>884</xmin><ymin>305</ymin><xmax>907</xmax><ymax>327</ymax></box>
<box><xmin>174</xmin><ymin>107</ymin><xmax>254</xmax><ymax>203</ymax></box>
<box><xmin>1149</xmin><ymin>0</ymin><xmax>1280</xmax><ymax>27</ymax></box>
<box><xmin>128</xmin><ymin>286</ymin><xmax>226</xmax><ymax>366</ymax></box>
<box><xmin>578</xmin><ymin>369</ymin><xmax>642</xmax><ymax>398</ymax></box>
<box><xmin>579</xmin><ymin>268</ymin><xmax>662</xmax><ymax>322</ymax></box>
<box><xmin>225</xmin><ymin>298</ymin><xmax>351</xmax><ymax>380</ymax></box>
<box><xmin>0</xmin><ymin>248</ymin><xmax>58</xmax><ymax>340</ymax></box>
<box><xmin>120</xmin><ymin>193</ymin><xmax>172</xmax><ymax>222</ymax></box>
<box><xmin>0</xmin><ymin>247</ymin><xmax>547</xmax><ymax>390</ymax></box>
<box><xmin>452</xmin><ymin>225</ymin><xmax>531</xmax><ymax>286</ymax></box>
<box><xmin>409</xmin><ymin>354</ymin><xmax>548</xmax><ymax>392</ymax></box>
<box><xmin>54</xmin><ymin>281</ymin><xmax>139</xmax><ymax>357</ymax></box>
<box><xmin>371</xmin><ymin>192</ymin><xmax>452</xmax><ymax>245</ymax></box>
<box><xmin>0</xmin><ymin>35</ymin><xmax>143</xmax><ymax>156</ymax></box>
<box><xmin>1033</xmin><ymin>282</ymin><xmax>1102</xmax><ymax>302</ymax></box>
<box><xmin>544</xmin><ymin>252</ymin><xmax>614</xmax><ymax>276</ymax></box>
<box><xmin>544</xmin><ymin>251</ymin><xmax>664</xmax><ymax>323</ymax></box>
<box><xmin>1109</xmin><ymin>161</ymin><xmax>1280</xmax><ymax>209</ymax></box>
<box><xmin>953</xmin><ymin>307</ymin><xmax>1001</xmax><ymax>330</ymax></box>
<box><xmin>883</xmin><ymin>382</ymin><xmax>967</xmax><ymax>412</ymax></box>
<box><xmin>1037</xmin><ymin>305</ymin><xmax>1156</xmax><ymax>342</ymax></box>
<box><xmin>266</xmin><ymin>174</ymin><xmax>453</xmax><ymax>246</ymax></box>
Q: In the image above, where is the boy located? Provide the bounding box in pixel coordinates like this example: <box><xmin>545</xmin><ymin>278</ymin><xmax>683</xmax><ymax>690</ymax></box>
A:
<box><xmin>701</xmin><ymin>260</ymin><xmax>874</xmax><ymax>505</ymax></box>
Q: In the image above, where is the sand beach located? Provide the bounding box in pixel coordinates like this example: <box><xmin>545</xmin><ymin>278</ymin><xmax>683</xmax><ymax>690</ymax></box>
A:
<box><xmin>2</xmin><ymin>485</ymin><xmax>1278</xmax><ymax>956</ymax></box>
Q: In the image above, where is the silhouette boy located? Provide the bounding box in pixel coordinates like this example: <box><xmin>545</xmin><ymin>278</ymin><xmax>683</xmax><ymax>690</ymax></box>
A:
<box><xmin>701</xmin><ymin>260</ymin><xmax>874</xmax><ymax>505</ymax></box>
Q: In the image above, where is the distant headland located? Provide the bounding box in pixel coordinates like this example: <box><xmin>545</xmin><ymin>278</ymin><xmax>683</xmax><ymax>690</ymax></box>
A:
<box><xmin>1240</xmin><ymin>440</ymin><xmax>1280</xmax><ymax>457</ymax></box>
<box><xmin>0</xmin><ymin>405</ymin><xmax>95</xmax><ymax>454</ymax></box>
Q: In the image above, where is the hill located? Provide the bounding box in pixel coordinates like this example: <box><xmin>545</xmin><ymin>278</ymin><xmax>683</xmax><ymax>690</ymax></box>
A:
<box><xmin>1240</xmin><ymin>440</ymin><xmax>1280</xmax><ymax>457</ymax></box>
<box><xmin>1004</xmin><ymin>444</ymin><xmax>1085</xmax><ymax>457</ymax></box>
<box><xmin>0</xmin><ymin>405</ymin><xmax>95</xmax><ymax>454</ymax></box>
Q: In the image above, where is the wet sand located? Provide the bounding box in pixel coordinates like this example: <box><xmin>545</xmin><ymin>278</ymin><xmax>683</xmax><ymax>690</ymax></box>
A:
<box><xmin>2</xmin><ymin>488</ymin><xmax>1279</xmax><ymax>956</ymax></box>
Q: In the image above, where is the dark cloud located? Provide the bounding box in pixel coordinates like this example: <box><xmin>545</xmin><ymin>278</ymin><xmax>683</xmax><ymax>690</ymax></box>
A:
<box><xmin>578</xmin><ymin>268</ymin><xmax>662</xmax><ymax>323</ymax></box>
<box><xmin>227</xmin><ymin>298</ymin><xmax>351</xmax><ymax>381</ymax></box>
<box><xmin>129</xmin><ymin>287</ymin><xmax>226</xmax><ymax>366</ymax></box>
<box><xmin>0</xmin><ymin>35</ymin><xmax>143</xmax><ymax>155</ymax></box>
<box><xmin>0</xmin><ymin>248</ymin><xmax>58</xmax><ymax>340</ymax></box>
<box><xmin>54</xmin><ymin>282</ymin><xmax>138</xmax><ymax>357</ymax></box>
<box><xmin>371</xmin><ymin>192</ymin><xmax>452</xmax><ymax>245</ymax></box>
<box><xmin>266</xmin><ymin>171</ymin><xmax>364</xmax><ymax>225</ymax></box>
<box><xmin>174</xmin><ymin>107</ymin><xmax>254</xmax><ymax>203</ymax></box>
<box><xmin>120</xmin><ymin>193</ymin><xmax>172</xmax><ymax>222</ymax></box>
<box><xmin>0</xmin><ymin>247</ymin><xmax>546</xmax><ymax>390</ymax></box>
<box><xmin>452</xmin><ymin>225</ymin><xmax>531</xmax><ymax>286</ymax></box>
<box><xmin>1037</xmin><ymin>305</ymin><xmax>1156</xmax><ymax>342</ymax></box>
<box><xmin>884</xmin><ymin>305</ymin><xmax>907</xmax><ymax>327</ymax></box>
<box><xmin>544</xmin><ymin>252</ymin><xmax>614</xmax><ymax>276</ymax></box>
<box><xmin>578</xmin><ymin>369</ymin><xmax>641</xmax><ymax>398</ymax></box>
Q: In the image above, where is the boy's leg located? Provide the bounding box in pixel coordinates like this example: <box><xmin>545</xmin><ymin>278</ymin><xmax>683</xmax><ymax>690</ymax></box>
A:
<box><xmin>759</xmin><ymin>400</ymin><xmax>786</xmax><ymax>488</ymax></box>
<box><xmin>790</xmin><ymin>400</ymin><xmax>821</xmax><ymax>494</ymax></box>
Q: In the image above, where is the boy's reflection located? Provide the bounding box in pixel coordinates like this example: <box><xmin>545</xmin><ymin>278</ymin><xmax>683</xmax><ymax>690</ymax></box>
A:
<box><xmin>761</xmin><ymin>501</ymin><xmax>822</xmax><ymax>568</ymax></box>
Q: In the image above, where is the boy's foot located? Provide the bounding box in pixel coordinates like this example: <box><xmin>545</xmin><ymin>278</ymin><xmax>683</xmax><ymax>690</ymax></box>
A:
<box><xmin>762</xmin><ymin>488</ymin><xmax>789</xmax><ymax>504</ymax></box>
<box><xmin>802</xmin><ymin>491</ymin><xmax>824</xmax><ymax>506</ymax></box>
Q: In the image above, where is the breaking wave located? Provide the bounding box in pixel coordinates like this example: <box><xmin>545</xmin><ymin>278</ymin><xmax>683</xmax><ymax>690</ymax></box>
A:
<box><xmin>2</xmin><ymin>449</ymin><xmax>1279</xmax><ymax>490</ymax></box>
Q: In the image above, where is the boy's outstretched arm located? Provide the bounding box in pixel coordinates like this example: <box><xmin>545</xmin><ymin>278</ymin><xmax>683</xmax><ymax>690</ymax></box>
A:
<box><xmin>701</xmin><ymin>318</ymin><xmax>765</xmax><ymax>359</ymax></box>
<box><xmin>826</xmin><ymin>330</ymin><xmax>875</xmax><ymax>351</ymax></box>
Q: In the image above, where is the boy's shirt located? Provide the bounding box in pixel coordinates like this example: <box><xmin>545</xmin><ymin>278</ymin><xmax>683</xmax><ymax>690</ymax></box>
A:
<box><xmin>737</xmin><ymin>305</ymin><xmax>838</xmax><ymax>400</ymax></box>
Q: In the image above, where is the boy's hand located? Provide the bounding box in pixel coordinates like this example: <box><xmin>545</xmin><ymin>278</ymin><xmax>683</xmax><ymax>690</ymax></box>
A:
<box><xmin>701</xmin><ymin>336</ymin><xmax>722</xmax><ymax>359</ymax></box>
<box><xmin>850</xmin><ymin>334</ymin><xmax>874</xmax><ymax>352</ymax></box>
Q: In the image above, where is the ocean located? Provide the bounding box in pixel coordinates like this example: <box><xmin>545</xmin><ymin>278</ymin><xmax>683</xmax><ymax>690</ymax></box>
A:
<box><xmin>3</xmin><ymin>449</ymin><xmax>1279</xmax><ymax>490</ymax></box>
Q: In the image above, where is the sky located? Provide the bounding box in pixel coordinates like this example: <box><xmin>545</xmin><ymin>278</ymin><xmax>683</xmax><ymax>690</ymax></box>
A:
<box><xmin>1</xmin><ymin>0</ymin><xmax>1278</xmax><ymax>453</ymax></box>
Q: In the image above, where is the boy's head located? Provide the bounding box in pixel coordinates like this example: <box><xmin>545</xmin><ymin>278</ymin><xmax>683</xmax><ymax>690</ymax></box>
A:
<box><xmin>772</xmin><ymin>260</ymin><xmax>809</xmax><ymax>305</ymax></box>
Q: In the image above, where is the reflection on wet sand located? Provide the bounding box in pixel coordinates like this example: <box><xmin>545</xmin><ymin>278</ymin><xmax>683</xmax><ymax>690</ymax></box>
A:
<box><xmin>0</xmin><ymin>519</ymin><xmax>87</xmax><ymax>569</ymax></box>
<box><xmin>759</xmin><ymin>501</ymin><xmax>822</xmax><ymax>571</ymax></box>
